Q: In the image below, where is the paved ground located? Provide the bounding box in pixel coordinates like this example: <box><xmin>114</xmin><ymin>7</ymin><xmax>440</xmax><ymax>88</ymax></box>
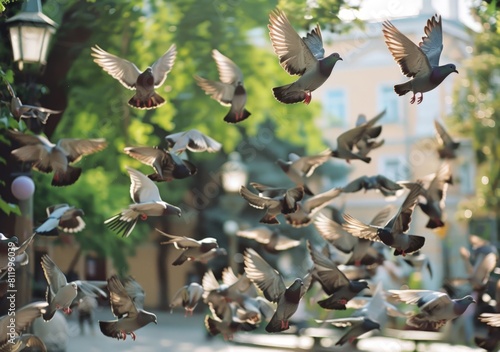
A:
<box><xmin>36</xmin><ymin>307</ymin><xmax>490</xmax><ymax>352</ymax></box>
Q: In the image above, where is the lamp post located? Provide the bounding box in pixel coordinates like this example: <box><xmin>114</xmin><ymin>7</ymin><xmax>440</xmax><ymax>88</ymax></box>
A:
<box><xmin>6</xmin><ymin>0</ymin><xmax>58</xmax><ymax>71</ymax></box>
<box><xmin>220</xmin><ymin>152</ymin><xmax>248</xmax><ymax>272</ymax></box>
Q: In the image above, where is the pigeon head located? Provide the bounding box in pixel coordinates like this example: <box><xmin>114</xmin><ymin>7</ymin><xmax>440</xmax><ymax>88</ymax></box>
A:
<box><xmin>431</xmin><ymin>64</ymin><xmax>458</xmax><ymax>85</ymax></box>
<box><xmin>351</xmin><ymin>280</ymin><xmax>369</xmax><ymax>293</ymax></box>
<box><xmin>363</xmin><ymin>318</ymin><xmax>381</xmax><ymax>331</ymax></box>
<box><xmin>454</xmin><ymin>295</ymin><xmax>476</xmax><ymax>314</ymax></box>
<box><xmin>319</xmin><ymin>52</ymin><xmax>342</xmax><ymax>76</ymax></box>
<box><xmin>166</xmin><ymin>205</ymin><xmax>182</xmax><ymax>217</ymax></box>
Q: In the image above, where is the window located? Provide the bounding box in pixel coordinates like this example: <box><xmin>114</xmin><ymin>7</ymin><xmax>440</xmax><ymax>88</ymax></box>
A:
<box><xmin>323</xmin><ymin>89</ymin><xmax>346</xmax><ymax>127</ymax></box>
<box><xmin>458</xmin><ymin>161</ymin><xmax>475</xmax><ymax>195</ymax></box>
<box><xmin>379</xmin><ymin>156</ymin><xmax>409</xmax><ymax>181</ymax></box>
<box><xmin>378</xmin><ymin>84</ymin><xmax>399</xmax><ymax>123</ymax></box>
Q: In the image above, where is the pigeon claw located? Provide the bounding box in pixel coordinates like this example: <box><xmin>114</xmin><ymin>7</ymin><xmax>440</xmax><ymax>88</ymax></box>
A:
<box><xmin>131</xmin><ymin>331</ymin><xmax>136</xmax><ymax>341</ymax></box>
<box><xmin>280</xmin><ymin>320</ymin><xmax>289</xmax><ymax>329</ymax></box>
<box><xmin>417</xmin><ymin>93</ymin><xmax>423</xmax><ymax>104</ymax></box>
<box><xmin>63</xmin><ymin>307</ymin><xmax>72</xmax><ymax>315</ymax></box>
<box><xmin>339</xmin><ymin>299</ymin><xmax>348</xmax><ymax>305</ymax></box>
<box><xmin>410</xmin><ymin>94</ymin><xmax>416</xmax><ymax>104</ymax></box>
<box><xmin>140</xmin><ymin>214</ymin><xmax>148</xmax><ymax>221</ymax></box>
<box><xmin>304</xmin><ymin>91</ymin><xmax>312</xmax><ymax>105</ymax></box>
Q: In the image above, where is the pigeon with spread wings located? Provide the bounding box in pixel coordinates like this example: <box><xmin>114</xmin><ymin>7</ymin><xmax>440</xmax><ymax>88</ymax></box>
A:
<box><xmin>35</xmin><ymin>204</ymin><xmax>85</xmax><ymax>235</ymax></box>
<box><xmin>382</xmin><ymin>15</ymin><xmax>458</xmax><ymax>104</ymax></box>
<box><xmin>91</xmin><ymin>44</ymin><xmax>176</xmax><ymax>109</ymax></box>
<box><xmin>165</xmin><ymin>129</ymin><xmax>222</xmax><ymax>154</ymax></box>
<box><xmin>157</xmin><ymin>230</ymin><xmax>219</xmax><ymax>266</ymax></box>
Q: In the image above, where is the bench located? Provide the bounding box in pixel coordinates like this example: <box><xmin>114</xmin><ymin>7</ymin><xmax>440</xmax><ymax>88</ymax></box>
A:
<box><xmin>383</xmin><ymin>327</ymin><xmax>446</xmax><ymax>352</ymax></box>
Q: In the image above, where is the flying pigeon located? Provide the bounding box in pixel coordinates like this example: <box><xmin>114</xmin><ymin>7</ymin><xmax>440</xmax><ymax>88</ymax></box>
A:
<box><xmin>342</xmin><ymin>184</ymin><xmax>425</xmax><ymax>256</ymax></box>
<box><xmin>0</xmin><ymin>301</ymin><xmax>48</xmax><ymax>352</ymax></box>
<box><xmin>157</xmin><ymin>230</ymin><xmax>219</xmax><ymax>266</ymax></box>
<box><xmin>195</xmin><ymin>49</ymin><xmax>250</xmax><ymax>123</ymax></box>
<box><xmin>6</xmin><ymin>81</ymin><xmax>60</xmax><ymax>125</ymax></box>
<box><xmin>459</xmin><ymin>235</ymin><xmax>499</xmax><ymax>291</ymax></box>
<box><xmin>236</xmin><ymin>226</ymin><xmax>301</xmax><ymax>253</ymax></box>
<box><xmin>204</xmin><ymin>301</ymin><xmax>257</xmax><ymax>340</ymax></box>
<box><xmin>382</xmin><ymin>15</ymin><xmax>458</xmax><ymax>104</ymax></box>
<box><xmin>402</xmin><ymin>251</ymin><xmax>433</xmax><ymax>279</ymax></box>
<box><xmin>479</xmin><ymin>313</ymin><xmax>500</xmax><ymax>327</ymax></box>
<box><xmin>9</xmin><ymin>130</ymin><xmax>107</xmax><ymax>187</ymax></box>
<box><xmin>35</xmin><ymin>204</ymin><xmax>85</xmax><ymax>235</ymax></box>
<box><xmin>308</xmin><ymin>242</ymin><xmax>369</xmax><ymax>310</ymax></box>
<box><xmin>239</xmin><ymin>184</ymin><xmax>304</xmax><ymax>224</ymax></box>
<box><xmin>243</xmin><ymin>248</ymin><xmax>308</xmax><ymax>332</ymax></box>
<box><xmin>341</xmin><ymin>175</ymin><xmax>403</xmax><ymax>197</ymax></box>
<box><xmin>276</xmin><ymin>149</ymin><xmax>331</xmax><ymax>195</ymax></box>
<box><xmin>268</xmin><ymin>9</ymin><xmax>342</xmax><ymax>104</ymax></box>
<box><xmin>124</xmin><ymin>146</ymin><xmax>197</xmax><ymax>182</ymax></box>
<box><xmin>170</xmin><ymin>283</ymin><xmax>204</xmax><ymax>316</ymax></box>
<box><xmin>0</xmin><ymin>232</ymin><xmax>35</xmax><ymax>272</ymax></box>
<box><xmin>354</xmin><ymin>110</ymin><xmax>386</xmax><ymax>158</ymax></box>
<box><xmin>41</xmin><ymin>254</ymin><xmax>107</xmax><ymax>321</ymax></box>
<box><xmin>434</xmin><ymin>120</ymin><xmax>460</xmax><ymax>159</ymax></box>
<box><xmin>402</xmin><ymin>162</ymin><xmax>452</xmax><ymax>229</ymax></box>
<box><xmin>104</xmin><ymin>167</ymin><xmax>181</xmax><ymax>238</ymax></box>
<box><xmin>329</xmin><ymin>126</ymin><xmax>377</xmax><ymax>164</ymax></box>
<box><xmin>284</xmin><ymin>187</ymin><xmax>341</xmax><ymax>227</ymax></box>
<box><xmin>99</xmin><ymin>275</ymin><xmax>157</xmax><ymax>340</ymax></box>
<box><xmin>165</xmin><ymin>129</ymin><xmax>222</xmax><ymax>154</ymax></box>
<box><xmin>389</xmin><ymin>289</ymin><xmax>475</xmax><ymax>330</ymax></box>
<box><xmin>91</xmin><ymin>44</ymin><xmax>176</xmax><ymax>109</ymax></box>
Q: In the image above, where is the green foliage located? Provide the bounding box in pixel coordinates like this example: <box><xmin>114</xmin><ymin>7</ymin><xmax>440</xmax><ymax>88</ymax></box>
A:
<box><xmin>450</xmin><ymin>2</ymin><xmax>500</xmax><ymax>219</ymax></box>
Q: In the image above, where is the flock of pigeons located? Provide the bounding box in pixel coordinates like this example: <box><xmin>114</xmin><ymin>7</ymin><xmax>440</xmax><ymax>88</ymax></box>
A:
<box><xmin>2</xmin><ymin>6</ymin><xmax>499</xmax><ymax>352</ymax></box>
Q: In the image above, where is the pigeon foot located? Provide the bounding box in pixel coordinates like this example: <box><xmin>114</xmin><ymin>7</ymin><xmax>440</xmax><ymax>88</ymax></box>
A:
<box><xmin>280</xmin><ymin>320</ymin><xmax>289</xmax><ymax>329</ymax></box>
<box><xmin>131</xmin><ymin>331</ymin><xmax>136</xmax><ymax>341</ymax></box>
<box><xmin>63</xmin><ymin>307</ymin><xmax>72</xmax><ymax>315</ymax></box>
<box><xmin>339</xmin><ymin>299</ymin><xmax>348</xmax><ymax>305</ymax></box>
<box><xmin>304</xmin><ymin>92</ymin><xmax>311</xmax><ymax>105</ymax></box>
<box><xmin>417</xmin><ymin>93</ymin><xmax>423</xmax><ymax>104</ymax></box>
<box><xmin>410</xmin><ymin>94</ymin><xmax>416</xmax><ymax>104</ymax></box>
<box><xmin>140</xmin><ymin>214</ymin><xmax>148</xmax><ymax>220</ymax></box>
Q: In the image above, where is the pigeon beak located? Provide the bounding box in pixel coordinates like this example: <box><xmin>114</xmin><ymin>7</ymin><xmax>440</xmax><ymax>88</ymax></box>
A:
<box><xmin>472</xmin><ymin>299</ymin><xmax>477</xmax><ymax>304</ymax></box>
<box><xmin>454</xmin><ymin>69</ymin><xmax>459</xmax><ymax>74</ymax></box>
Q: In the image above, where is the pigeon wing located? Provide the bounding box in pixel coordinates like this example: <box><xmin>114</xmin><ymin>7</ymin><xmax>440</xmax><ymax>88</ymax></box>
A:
<box><xmin>212</xmin><ymin>49</ymin><xmax>244</xmax><ymax>85</ymax></box>
<box><xmin>57</xmin><ymin>138</ymin><xmax>107</xmax><ymax>163</ymax></box>
<box><xmin>91</xmin><ymin>45</ymin><xmax>142</xmax><ymax>89</ymax></box>
<box><xmin>419</xmin><ymin>15</ymin><xmax>443</xmax><ymax>67</ymax></box>
<box><xmin>151</xmin><ymin>44</ymin><xmax>177</xmax><ymax>87</ymax></box>
<box><xmin>107</xmin><ymin>275</ymin><xmax>138</xmax><ymax>319</ymax></box>
<box><xmin>41</xmin><ymin>254</ymin><xmax>68</xmax><ymax>291</ymax></box>
<box><xmin>126</xmin><ymin>167</ymin><xmax>161</xmax><ymax>203</ymax></box>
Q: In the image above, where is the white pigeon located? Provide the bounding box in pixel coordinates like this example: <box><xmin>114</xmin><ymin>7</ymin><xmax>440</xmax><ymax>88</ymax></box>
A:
<box><xmin>165</xmin><ymin>129</ymin><xmax>222</xmax><ymax>154</ymax></box>
<box><xmin>35</xmin><ymin>204</ymin><xmax>85</xmax><ymax>235</ymax></box>
<box><xmin>157</xmin><ymin>230</ymin><xmax>219</xmax><ymax>266</ymax></box>
<box><xmin>104</xmin><ymin>167</ymin><xmax>181</xmax><ymax>238</ymax></box>
<box><xmin>9</xmin><ymin>130</ymin><xmax>107</xmax><ymax>186</ymax></box>
<box><xmin>195</xmin><ymin>50</ymin><xmax>251</xmax><ymax>123</ymax></box>
<box><xmin>91</xmin><ymin>44</ymin><xmax>176</xmax><ymax>109</ymax></box>
<box><xmin>383</xmin><ymin>15</ymin><xmax>458</xmax><ymax>104</ymax></box>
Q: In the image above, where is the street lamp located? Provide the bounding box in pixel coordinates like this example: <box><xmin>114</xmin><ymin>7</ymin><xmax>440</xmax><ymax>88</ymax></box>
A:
<box><xmin>6</xmin><ymin>0</ymin><xmax>58</xmax><ymax>71</ymax></box>
<box><xmin>220</xmin><ymin>152</ymin><xmax>248</xmax><ymax>272</ymax></box>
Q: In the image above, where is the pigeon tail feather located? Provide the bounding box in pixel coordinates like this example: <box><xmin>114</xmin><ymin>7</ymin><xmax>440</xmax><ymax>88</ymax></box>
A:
<box><xmin>223</xmin><ymin>108</ymin><xmax>251</xmax><ymax>124</ymax></box>
<box><xmin>52</xmin><ymin>166</ymin><xmax>81</xmax><ymax>187</ymax></box>
<box><xmin>128</xmin><ymin>92</ymin><xmax>165</xmax><ymax>110</ymax></box>
<box><xmin>99</xmin><ymin>320</ymin><xmax>125</xmax><ymax>340</ymax></box>
<box><xmin>260</xmin><ymin>214</ymin><xmax>279</xmax><ymax>225</ymax></box>
<box><xmin>272</xmin><ymin>84</ymin><xmax>306</xmax><ymax>104</ymax></box>
<box><xmin>426</xmin><ymin>218</ymin><xmax>445</xmax><ymax>229</ymax></box>
<box><xmin>104</xmin><ymin>213</ymin><xmax>139</xmax><ymax>238</ymax></box>
<box><xmin>394</xmin><ymin>81</ymin><xmax>412</xmax><ymax>96</ymax></box>
<box><xmin>265</xmin><ymin>315</ymin><xmax>288</xmax><ymax>333</ymax></box>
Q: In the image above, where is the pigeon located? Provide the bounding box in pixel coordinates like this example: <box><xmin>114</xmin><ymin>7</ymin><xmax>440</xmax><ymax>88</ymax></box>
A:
<box><xmin>236</xmin><ymin>226</ymin><xmax>301</xmax><ymax>253</ymax></box>
<box><xmin>239</xmin><ymin>184</ymin><xmax>304</xmax><ymax>224</ymax></box>
<box><xmin>41</xmin><ymin>254</ymin><xmax>107</xmax><ymax>321</ymax></box>
<box><xmin>9</xmin><ymin>130</ymin><xmax>107</xmax><ymax>186</ymax></box>
<box><xmin>243</xmin><ymin>248</ymin><xmax>308</xmax><ymax>332</ymax></box>
<box><xmin>434</xmin><ymin>120</ymin><xmax>460</xmax><ymax>159</ymax></box>
<box><xmin>99</xmin><ymin>275</ymin><xmax>157</xmax><ymax>341</ymax></box>
<box><xmin>6</xmin><ymin>81</ymin><xmax>60</xmax><ymax>125</ymax></box>
<box><xmin>382</xmin><ymin>15</ymin><xmax>458</xmax><ymax>104</ymax></box>
<box><xmin>402</xmin><ymin>251</ymin><xmax>433</xmax><ymax>279</ymax></box>
<box><xmin>479</xmin><ymin>313</ymin><xmax>500</xmax><ymax>327</ymax></box>
<box><xmin>459</xmin><ymin>235</ymin><xmax>499</xmax><ymax>291</ymax></box>
<box><xmin>91</xmin><ymin>44</ymin><xmax>176</xmax><ymax>109</ymax></box>
<box><xmin>195</xmin><ymin>49</ymin><xmax>250</xmax><ymax>123</ymax></box>
<box><xmin>124</xmin><ymin>146</ymin><xmax>197</xmax><ymax>182</ymax></box>
<box><xmin>276</xmin><ymin>149</ymin><xmax>331</xmax><ymax>195</ymax></box>
<box><xmin>157</xmin><ymin>230</ymin><xmax>219</xmax><ymax>266</ymax></box>
<box><xmin>402</xmin><ymin>162</ymin><xmax>452</xmax><ymax>229</ymax></box>
<box><xmin>341</xmin><ymin>175</ymin><xmax>403</xmax><ymax>197</ymax></box>
<box><xmin>333</xmin><ymin>317</ymin><xmax>380</xmax><ymax>346</ymax></box>
<box><xmin>329</xmin><ymin>126</ymin><xmax>376</xmax><ymax>163</ymax></box>
<box><xmin>0</xmin><ymin>301</ymin><xmax>48</xmax><ymax>352</ymax></box>
<box><xmin>35</xmin><ymin>204</ymin><xmax>85</xmax><ymax>235</ymax></box>
<box><xmin>284</xmin><ymin>187</ymin><xmax>341</xmax><ymax>227</ymax></box>
<box><xmin>354</xmin><ymin>110</ymin><xmax>386</xmax><ymax>158</ymax></box>
<box><xmin>389</xmin><ymin>289</ymin><xmax>475</xmax><ymax>330</ymax></box>
<box><xmin>0</xmin><ymin>232</ymin><xmax>35</xmax><ymax>272</ymax></box>
<box><xmin>104</xmin><ymin>167</ymin><xmax>181</xmax><ymax>238</ymax></box>
<box><xmin>204</xmin><ymin>301</ymin><xmax>257</xmax><ymax>340</ymax></box>
<box><xmin>308</xmin><ymin>242</ymin><xmax>369</xmax><ymax>310</ymax></box>
<box><xmin>170</xmin><ymin>283</ymin><xmax>204</xmax><ymax>316</ymax></box>
<box><xmin>268</xmin><ymin>9</ymin><xmax>342</xmax><ymax>104</ymax></box>
<box><xmin>342</xmin><ymin>184</ymin><xmax>425</xmax><ymax>256</ymax></box>
<box><xmin>165</xmin><ymin>129</ymin><xmax>222</xmax><ymax>154</ymax></box>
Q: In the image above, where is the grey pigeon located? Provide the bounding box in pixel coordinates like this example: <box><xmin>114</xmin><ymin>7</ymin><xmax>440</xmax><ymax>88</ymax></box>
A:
<box><xmin>276</xmin><ymin>149</ymin><xmax>331</xmax><ymax>195</ymax></box>
<box><xmin>308</xmin><ymin>242</ymin><xmax>368</xmax><ymax>310</ymax></box>
<box><xmin>0</xmin><ymin>232</ymin><xmax>35</xmax><ymax>272</ymax></box>
<box><xmin>41</xmin><ymin>254</ymin><xmax>107</xmax><ymax>321</ymax></box>
<box><xmin>243</xmin><ymin>248</ymin><xmax>307</xmax><ymax>332</ymax></box>
<box><xmin>236</xmin><ymin>226</ymin><xmax>301</xmax><ymax>253</ymax></box>
<box><xmin>104</xmin><ymin>167</ymin><xmax>181</xmax><ymax>238</ymax></box>
<box><xmin>6</xmin><ymin>81</ymin><xmax>60</xmax><ymax>125</ymax></box>
<box><xmin>341</xmin><ymin>175</ymin><xmax>403</xmax><ymax>197</ymax></box>
<box><xmin>204</xmin><ymin>302</ymin><xmax>257</xmax><ymax>340</ymax></box>
<box><xmin>91</xmin><ymin>44</ymin><xmax>176</xmax><ymax>109</ymax></box>
<box><xmin>354</xmin><ymin>110</ymin><xmax>386</xmax><ymax>158</ymax></box>
<box><xmin>333</xmin><ymin>317</ymin><xmax>380</xmax><ymax>346</ymax></box>
<box><xmin>239</xmin><ymin>184</ymin><xmax>304</xmax><ymax>224</ymax></box>
<box><xmin>459</xmin><ymin>235</ymin><xmax>499</xmax><ymax>291</ymax></box>
<box><xmin>165</xmin><ymin>129</ymin><xmax>222</xmax><ymax>154</ymax></box>
<box><xmin>284</xmin><ymin>187</ymin><xmax>341</xmax><ymax>227</ymax></box>
<box><xmin>99</xmin><ymin>275</ymin><xmax>157</xmax><ymax>340</ymax></box>
<box><xmin>157</xmin><ymin>230</ymin><xmax>219</xmax><ymax>266</ymax></box>
<box><xmin>402</xmin><ymin>251</ymin><xmax>433</xmax><ymax>279</ymax></box>
<box><xmin>9</xmin><ymin>130</ymin><xmax>107</xmax><ymax>186</ymax></box>
<box><xmin>389</xmin><ymin>289</ymin><xmax>475</xmax><ymax>330</ymax></box>
<box><xmin>0</xmin><ymin>301</ymin><xmax>48</xmax><ymax>352</ymax></box>
<box><xmin>479</xmin><ymin>313</ymin><xmax>500</xmax><ymax>327</ymax></box>
<box><xmin>268</xmin><ymin>9</ymin><xmax>342</xmax><ymax>104</ymax></box>
<box><xmin>434</xmin><ymin>120</ymin><xmax>460</xmax><ymax>159</ymax></box>
<box><xmin>383</xmin><ymin>15</ymin><xmax>458</xmax><ymax>104</ymax></box>
<box><xmin>124</xmin><ymin>146</ymin><xmax>197</xmax><ymax>182</ymax></box>
<box><xmin>170</xmin><ymin>283</ymin><xmax>204</xmax><ymax>316</ymax></box>
<box><xmin>343</xmin><ymin>184</ymin><xmax>425</xmax><ymax>256</ymax></box>
<box><xmin>195</xmin><ymin>49</ymin><xmax>250</xmax><ymax>123</ymax></box>
<box><xmin>330</xmin><ymin>126</ymin><xmax>375</xmax><ymax>163</ymax></box>
<box><xmin>35</xmin><ymin>204</ymin><xmax>85</xmax><ymax>235</ymax></box>
<box><xmin>402</xmin><ymin>162</ymin><xmax>452</xmax><ymax>229</ymax></box>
